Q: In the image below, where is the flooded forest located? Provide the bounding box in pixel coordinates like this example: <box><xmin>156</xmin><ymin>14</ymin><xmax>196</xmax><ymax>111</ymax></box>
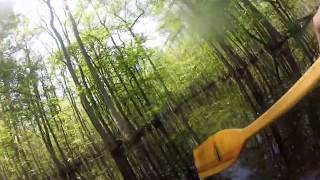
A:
<box><xmin>1</xmin><ymin>0</ymin><xmax>320</xmax><ymax>179</ymax></box>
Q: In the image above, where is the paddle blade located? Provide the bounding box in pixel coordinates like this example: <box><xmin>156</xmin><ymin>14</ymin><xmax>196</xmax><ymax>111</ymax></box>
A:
<box><xmin>193</xmin><ymin>129</ymin><xmax>246</xmax><ymax>178</ymax></box>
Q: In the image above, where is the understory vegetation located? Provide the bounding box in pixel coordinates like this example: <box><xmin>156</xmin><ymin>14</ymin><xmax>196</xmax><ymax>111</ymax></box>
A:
<box><xmin>0</xmin><ymin>0</ymin><xmax>320</xmax><ymax>179</ymax></box>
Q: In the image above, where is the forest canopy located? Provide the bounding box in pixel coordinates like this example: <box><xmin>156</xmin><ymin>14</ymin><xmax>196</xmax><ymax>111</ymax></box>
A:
<box><xmin>0</xmin><ymin>0</ymin><xmax>320</xmax><ymax>179</ymax></box>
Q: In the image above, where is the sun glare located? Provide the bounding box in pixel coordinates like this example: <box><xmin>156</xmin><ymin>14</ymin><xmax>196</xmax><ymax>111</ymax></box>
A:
<box><xmin>0</xmin><ymin>0</ymin><xmax>12</xmax><ymax>17</ymax></box>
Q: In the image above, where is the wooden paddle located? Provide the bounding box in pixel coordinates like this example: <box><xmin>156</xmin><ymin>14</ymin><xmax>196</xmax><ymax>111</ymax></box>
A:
<box><xmin>193</xmin><ymin>57</ymin><xmax>320</xmax><ymax>178</ymax></box>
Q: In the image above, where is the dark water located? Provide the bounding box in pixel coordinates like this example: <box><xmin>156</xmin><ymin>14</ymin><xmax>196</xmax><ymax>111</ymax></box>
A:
<box><xmin>216</xmin><ymin>133</ymin><xmax>320</xmax><ymax>180</ymax></box>
<box><xmin>184</xmin><ymin>83</ymin><xmax>320</xmax><ymax>180</ymax></box>
<box><xmin>215</xmin><ymin>88</ymin><xmax>320</xmax><ymax>180</ymax></box>
<box><xmin>218</xmin><ymin>146</ymin><xmax>320</xmax><ymax>180</ymax></box>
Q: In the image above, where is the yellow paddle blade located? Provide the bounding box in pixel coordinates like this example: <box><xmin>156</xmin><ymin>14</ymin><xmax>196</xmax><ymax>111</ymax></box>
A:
<box><xmin>193</xmin><ymin>129</ymin><xmax>246</xmax><ymax>178</ymax></box>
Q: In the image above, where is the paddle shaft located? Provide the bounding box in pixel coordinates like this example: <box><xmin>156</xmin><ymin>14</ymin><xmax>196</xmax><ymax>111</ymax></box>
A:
<box><xmin>243</xmin><ymin>58</ymin><xmax>320</xmax><ymax>139</ymax></box>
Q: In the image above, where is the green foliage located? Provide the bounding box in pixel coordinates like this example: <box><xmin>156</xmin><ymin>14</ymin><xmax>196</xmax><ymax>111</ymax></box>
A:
<box><xmin>157</xmin><ymin>39</ymin><xmax>223</xmax><ymax>95</ymax></box>
<box><xmin>0</xmin><ymin>0</ymin><xmax>318</xmax><ymax>179</ymax></box>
